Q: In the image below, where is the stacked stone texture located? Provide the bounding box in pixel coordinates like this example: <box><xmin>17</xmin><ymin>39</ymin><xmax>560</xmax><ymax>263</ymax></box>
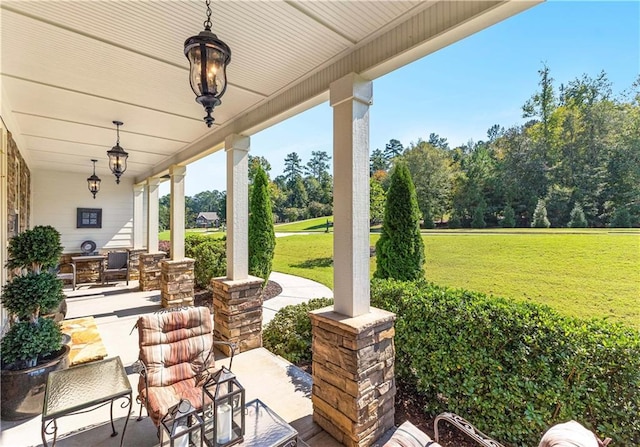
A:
<box><xmin>7</xmin><ymin>132</ymin><xmax>30</xmax><ymax>238</ymax></box>
<box><xmin>211</xmin><ymin>276</ymin><xmax>264</xmax><ymax>356</ymax></box>
<box><xmin>310</xmin><ymin>307</ymin><xmax>396</xmax><ymax>447</ymax></box>
<box><xmin>161</xmin><ymin>258</ymin><xmax>195</xmax><ymax>308</ymax></box>
<box><xmin>127</xmin><ymin>249</ymin><xmax>145</xmax><ymax>281</ymax></box>
<box><xmin>139</xmin><ymin>252</ymin><xmax>166</xmax><ymax>291</ymax></box>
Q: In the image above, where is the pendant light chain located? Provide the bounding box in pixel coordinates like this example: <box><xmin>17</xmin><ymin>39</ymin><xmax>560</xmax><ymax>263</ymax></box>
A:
<box><xmin>203</xmin><ymin>0</ymin><xmax>212</xmax><ymax>30</ymax></box>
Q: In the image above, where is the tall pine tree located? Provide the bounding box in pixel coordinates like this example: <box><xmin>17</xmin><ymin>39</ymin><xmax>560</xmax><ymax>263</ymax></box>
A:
<box><xmin>249</xmin><ymin>165</ymin><xmax>276</xmax><ymax>282</ymax></box>
<box><xmin>374</xmin><ymin>162</ymin><xmax>424</xmax><ymax>280</ymax></box>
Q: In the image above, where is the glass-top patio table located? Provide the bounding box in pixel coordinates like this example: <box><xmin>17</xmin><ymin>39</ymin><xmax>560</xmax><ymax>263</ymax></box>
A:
<box><xmin>41</xmin><ymin>356</ymin><xmax>132</xmax><ymax>447</ymax></box>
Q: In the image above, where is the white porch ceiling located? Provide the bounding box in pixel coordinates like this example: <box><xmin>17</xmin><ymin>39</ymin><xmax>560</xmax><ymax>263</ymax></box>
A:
<box><xmin>0</xmin><ymin>0</ymin><xmax>540</xmax><ymax>183</ymax></box>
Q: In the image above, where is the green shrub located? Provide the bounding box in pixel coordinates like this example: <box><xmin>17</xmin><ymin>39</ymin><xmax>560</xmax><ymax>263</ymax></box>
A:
<box><xmin>6</xmin><ymin>225</ymin><xmax>63</xmax><ymax>272</ymax></box>
<box><xmin>374</xmin><ymin>162</ymin><xmax>424</xmax><ymax>280</ymax></box>
<box><xmin>191</xmin><ymin>239</ymin><xmax>227</xmax><ymax>289</ymax></box>
<box><xmin>185</xmin><ymin>233</ymin><xmax>211</xmax><ymax>256</ymax></box>
<box><xmin>471</xmin><ymin>202</ymin><xmax>486</xmax><ymax>229</ymax></box>
<box><xmin>370</xmin><ymin>278</ymin><xmax>640</xmax><ymax>446</ymax></box>
<box><xmin>263</xmin><ymin>297</ymin><xmax>333</xmax><ymax>364</ymax></box>
<box><xmin>2</xmin><ymin>272</ymin><xmax>65</xmax><ymax>319</ymax></box>
<box><xmin>249</xmin><ymin>165</ymin><xmax>276</xmax><ymax>281</ymax></box>
<box><xmin>0</xmin><ymin>319</ymin><xmax>62</xmax><ymax>368</ymax></box>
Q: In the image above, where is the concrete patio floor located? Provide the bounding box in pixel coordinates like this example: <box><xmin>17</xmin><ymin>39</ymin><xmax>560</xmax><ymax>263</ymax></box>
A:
<box><xmin>0</xmin><ymin>280</ymin><xmax>341</xmax><ymax>447</ymax></box>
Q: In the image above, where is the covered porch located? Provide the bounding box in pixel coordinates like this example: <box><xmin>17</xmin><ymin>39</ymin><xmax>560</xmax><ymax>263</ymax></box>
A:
<box><xmin>1</xmin><ymin>1</ymin><xmax>542</xmax><ymax>446</ymax></box>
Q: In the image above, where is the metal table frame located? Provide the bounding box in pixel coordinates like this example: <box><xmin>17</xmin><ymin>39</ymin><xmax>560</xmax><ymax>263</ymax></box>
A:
<box><xmin>41</xmin><ymin>356</ymin><xmax>132</xmax><ymax>447</ymax></box>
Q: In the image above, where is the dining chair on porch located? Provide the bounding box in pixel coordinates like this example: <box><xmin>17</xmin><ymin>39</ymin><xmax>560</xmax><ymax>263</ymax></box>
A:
<box><xmin>102</xmin><ymin>251</ymin><xmax>129</xmax><ymax>285</ymax></box>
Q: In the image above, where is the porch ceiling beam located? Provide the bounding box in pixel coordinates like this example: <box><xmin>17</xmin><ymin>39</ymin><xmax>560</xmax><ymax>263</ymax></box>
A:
<box><xmin>136</xmin><ymin>0</ymin><xmax>540</xmax><ymax>183</ymax></box>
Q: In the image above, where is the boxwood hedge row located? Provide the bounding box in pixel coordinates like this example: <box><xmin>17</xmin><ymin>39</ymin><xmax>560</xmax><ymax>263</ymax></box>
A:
<box><xmin>370</xmin><ymin>278</ymin><xmax>640</xmax><ymax>446</ymax></box>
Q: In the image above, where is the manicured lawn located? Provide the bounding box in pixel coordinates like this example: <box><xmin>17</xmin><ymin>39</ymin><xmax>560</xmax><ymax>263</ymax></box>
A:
<box><xmin>274</xmin><ymin>216</ymin><xmax>334</xmax><ymax>232</ymax></box>
<box><xmin>273</xmin><ymin>230</ymin><xmax>640</xmax><ymax>328</ymax></box>
<box><xmin>158</xmin><ymin>228</ymin><xmax>225</xmax><ymax>241</ymax></box>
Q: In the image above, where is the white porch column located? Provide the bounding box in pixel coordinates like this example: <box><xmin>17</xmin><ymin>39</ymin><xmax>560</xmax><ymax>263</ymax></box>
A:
<box><xmin>146</xmin><ymin>178</ymin><xmax>161</xmax><ymax>253</ymax></box>
<box><xmin>330</xmin><ymin>72</ymin><xmax>372</xmax><ymax>317</ymax></box>
<box><xmin>225</xmin><ymin>134</ymin><xmax>250</xmax><ymax>280</ymax></box>
<box><xmin>169</xmin><ymin>165</ymin><xmax>186</xmax><ymax>260</ymax></box>
<box><xmin>133</xmin><ymin>183</ymin><xmax>145</xmax><ymax>250</ymax></box>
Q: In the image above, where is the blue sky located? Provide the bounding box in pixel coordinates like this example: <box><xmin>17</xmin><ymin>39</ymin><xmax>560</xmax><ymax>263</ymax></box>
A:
<box><xmin>171</xmin><ymin>0</ymin><xmax>640</xmax><ymax>197</ymax></box>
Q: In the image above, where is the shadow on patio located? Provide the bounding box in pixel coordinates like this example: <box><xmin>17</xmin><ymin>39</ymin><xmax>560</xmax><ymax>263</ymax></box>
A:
<box><xmin>0</xmin><ymin>281</ymin><xmax>339</xmax><ymax>447</ymax></box>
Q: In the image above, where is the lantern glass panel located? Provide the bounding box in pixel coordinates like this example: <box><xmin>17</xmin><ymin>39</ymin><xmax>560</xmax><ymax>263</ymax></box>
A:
<box><xmin>202</xmin><ymin>367</ymin><xmax>245</xmax><ymax>447</ymax></box>
<box><xmin>187</xmin><ymin>43</ymin><xmax>227</xmax><ymax>98</ymax></box>
<box><xmin>160</xmin><ymin>399</ymin><xmax>204</xmax><ymax>447</ymax></box>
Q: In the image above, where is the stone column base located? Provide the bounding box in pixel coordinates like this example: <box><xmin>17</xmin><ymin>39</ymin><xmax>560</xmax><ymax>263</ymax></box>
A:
<box><xmin>161</xmin><ymin>258</ymin><xmax>195</xmax><ymax>308</ymax></box>
<box><xmin>310</xmin><ymin>306</ymin><xmax>396</xmax><ymax>447</ymax></box>
<box><xmin>139</xmin><ymin>252</ymin><xmax>166</xmax><ymax>291</ymax></box>
<box><xmin>127</xmin><ymin>248</ymin><xmax>146</xmax><ymax>281</ymax></box>
<box><xmin>211</xmin><ymin>276</ymin><xmax>264</xmax><ymax>355</ymax></box>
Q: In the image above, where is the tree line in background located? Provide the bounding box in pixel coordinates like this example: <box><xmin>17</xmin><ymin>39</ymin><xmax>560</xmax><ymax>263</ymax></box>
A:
<box><xmin>160</xmin><ymin>66</ymin><xmax>639</xmax><ymax>230</ymax></box>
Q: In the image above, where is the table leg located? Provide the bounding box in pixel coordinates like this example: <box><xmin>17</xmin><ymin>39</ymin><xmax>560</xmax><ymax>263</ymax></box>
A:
<box><xmin>109</xmin><ymin>399</ymin><xmax>118</xmax><ymax>437</ymax></box>
<box><xmin>42</xmin><ymin>418</ymin><xmax>58</xmax><ymax>447</ymax></box>
<box><xmin>119</xmin><ymin>392</ymin><xmax>133</xmax><ymax>447</ymax></box>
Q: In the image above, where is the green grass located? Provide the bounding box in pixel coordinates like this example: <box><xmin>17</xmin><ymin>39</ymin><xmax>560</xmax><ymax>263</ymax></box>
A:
<box><xmin>274</xmin><ymin>216</ymin><xmax>334</xmax><ymax>232</ymax></box>
<box><xmin>273</xmin><ymin>230</ymin><xmax>640</xmax><ymax>328</ymax></box>
<box><xmin>158</xmin><ymin>228</ymin><xmax>225</xmax><ymax>241</ymax></box>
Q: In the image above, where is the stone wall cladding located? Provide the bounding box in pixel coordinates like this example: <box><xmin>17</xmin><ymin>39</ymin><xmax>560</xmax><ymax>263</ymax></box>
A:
<box><xmin>161</xmin><ymin>258</ymin><xmax>195</xmax><ymax>308</ymax></box>
<box><xmin>127</xmin><ymin>249</ymin><xmax>145</xmax><ymax>281</ymax></box>
<box><xmin>139</xmin><ymin>252</ymin><xmax>166</xmax><ymax>291</ymax></box>
<box><xmin>211</xmin><ymin>276</ymin><xmax>264</xmax><ymax>356</ymax></box>
<box><xmin>7</xmin><ymin>131</ymin><xmax>30</xmax><ymax>239</ymax></box>
<box><xmin>310</xmin><ymin>306</ymin><xmax>396</xmax><ymax>447</ymax></box>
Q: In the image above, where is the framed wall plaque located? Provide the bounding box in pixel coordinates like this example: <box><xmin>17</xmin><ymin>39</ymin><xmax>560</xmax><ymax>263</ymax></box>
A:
<box><xmin>77</xmin><ymin>208</ymin><xmax>102</xmax><ymax>228</ymax></box>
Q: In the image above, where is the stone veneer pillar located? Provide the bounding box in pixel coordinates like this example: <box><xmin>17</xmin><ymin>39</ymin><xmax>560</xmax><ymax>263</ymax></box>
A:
<box><xmin>161</xmin><ymin>258</ymin><xmax>195</xmax><ymax>308</ymax></box>
<box><xmin>139</xmin><ymin>252</ymin><xmax>166</xmax><ymax>291</ymax></box>
<box><xmin>211</xmin><ymin>276</ymin><xmax>264</xmax><ymax>356</ymax></box>
<box><xmin>127</xmin><ymin>248</ymin><xmax>145</xmax><ymax>281</ymax></box>
<box><xmin>310</xmin><ymin>307</ymin><xmax>396</xmax><ymax>447</ymax></box>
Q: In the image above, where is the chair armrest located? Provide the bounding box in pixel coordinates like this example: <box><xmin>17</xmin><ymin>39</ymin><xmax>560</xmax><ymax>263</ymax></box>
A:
<box><xmin>434</xmin><ymin>412</ymin><xmax>504</xmax><ymax>447</ymax></box>
<box><xmin>212</xmin><ymin>340</ymin><xmax>237</xmax><ymax>370</ymax></box>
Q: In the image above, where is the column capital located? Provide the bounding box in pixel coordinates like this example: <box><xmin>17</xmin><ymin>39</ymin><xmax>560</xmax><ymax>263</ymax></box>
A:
<box><xmin>225</xmin><ymin>134</ymin><xmax>250</xmax><ymax>153</ymax></box>
<box><xmin>147</xmin><ymin>177</ymin><xmax>162</xmax><ymax>187</ymax></box>
<box><xmin>133</xmin><ymin>183</ymin><xmax>145</xmax><ymax>193</ymax></box>
<box><xmin>330</xmin><ymin>72</ymin><xmax>373</xmax><ymax>108</ymax></box>
<box><xmin>169</xmin><ymin>165</ymin><xmax>187</xmax><ymax>177</ymax></box>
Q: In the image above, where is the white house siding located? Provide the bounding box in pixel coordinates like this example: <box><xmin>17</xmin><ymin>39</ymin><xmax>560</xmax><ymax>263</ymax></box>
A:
<box><xmin>32</xmin><ymin>169</ymin><xmax>133</xmax><ymax>253</ymax></box>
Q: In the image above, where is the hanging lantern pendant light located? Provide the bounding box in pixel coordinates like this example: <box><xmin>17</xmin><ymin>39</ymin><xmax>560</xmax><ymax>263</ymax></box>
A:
<box><xmin>87</xmin><ymin>159</ymin><xmax>101</xmax><ymax>199</ymax></box>
<box><xmin>184</xmin><ymin>0</ymin><xmax>231</xmax><ymax>127</ymax></box>
<box><xmin>107</xmin><ymin>120</ymin><xmax>128</xmax><ymax>184</ymax></box>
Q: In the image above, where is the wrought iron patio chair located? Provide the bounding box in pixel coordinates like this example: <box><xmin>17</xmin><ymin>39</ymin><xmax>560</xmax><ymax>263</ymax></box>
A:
<box><xmin>102</xmin><ymin>251</ymin><xmax>129</xmax><ymax>285</ymax></box>
<box><xmin>53</xmin><ymin>262</ymin><xmax>76</xmax><ymax>290</ymax></box>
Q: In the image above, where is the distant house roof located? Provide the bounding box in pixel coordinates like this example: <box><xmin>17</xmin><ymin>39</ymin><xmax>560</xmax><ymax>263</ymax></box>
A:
<box><xmin>197</xmin><ymin>212</ymin><xmax>219</xmax><ymax>222</ymax></box>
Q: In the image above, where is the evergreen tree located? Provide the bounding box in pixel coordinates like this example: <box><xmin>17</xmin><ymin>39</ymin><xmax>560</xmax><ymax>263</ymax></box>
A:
<box><xmin>249</xmin><ymin>166</ymin><xmax>276</xmax><ymax>282</ymax></box>
<box><xmin>532</xmin><ymin>199</ymin><xmax>551</xmax><ymax>228</ymax></box>
<box><xmin>374</xmin><ymin>162</ymin><xmax>424</xmax><ymax>280</ymax></box>
<box><xmin>568</xmin><ymin>203</ymin><xmax>588</xmax><ymax>228</ymax></box>
<box><xmin>501</xmin><ymin>205</ymin><xmax>516</xmax><ymax>228</ymax></box>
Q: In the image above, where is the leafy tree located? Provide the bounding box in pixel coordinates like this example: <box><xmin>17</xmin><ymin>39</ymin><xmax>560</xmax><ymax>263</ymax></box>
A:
<box><xmin>370</xmin><ymin>176</ymin><xmax>386</xmax><ymax>225</ymax></box>
<box><xmin>370</xmin><ymin>148</ymin><xmax>389</xmax><ymax>174</ymax></box>
<box><xmin>374</xmin><ymin>162</ymin><xmax>424</xmax><ymax>280</ymax></box>
<box><xmin>501</xmin><ymin>205</ymin><xmax>516</xmax><ymax>228</ymax></box>
<box><xmin>532</xmin><ymin>199</ymin><xmax>551</xmax><ymax>228</ymax></box>
<box><xmin>249</xmin><ymin>155</ymin><xmax>271</xmax><ymax>184</ymax></box>
<box><xmin>384</xmin><ymin>139</ymin><xmax>404</xmax><ymax>160</ymax></box>
<box><xmin>427</xmin><ymin>133</ymin><xmax>450</xmax><ymax>150</ymax></box>
<box><xmin>402</xmin><ymin>140</ymin><xmax>452</xmax><ymax>226</ymax></box>
<box><xmin>249</xmin><ymin>165</ymin><xmax>276</xmax><ymax>281</ymax></box>
<box><xmin>568</xmin><ymin>203</ymin><xmax>588</xmax><ymax>228</ymax></box>
<box><xmin>287</xmin><ymin>176</ymin><xmax>308</xmax><ymax>209</ymax></box>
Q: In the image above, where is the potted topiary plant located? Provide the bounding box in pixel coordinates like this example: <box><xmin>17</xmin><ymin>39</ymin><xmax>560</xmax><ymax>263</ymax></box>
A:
<box><xmin>1</xmin><ymin>225</ymin><xmax>70</xmax><ymax>420</ymax></box>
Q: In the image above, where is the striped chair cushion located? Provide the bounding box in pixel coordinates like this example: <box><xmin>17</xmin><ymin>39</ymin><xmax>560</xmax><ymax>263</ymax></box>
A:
<box><xmin>384</xmin><ymin>421</ymin><xmax>442</xmax><ymax>447</ymax></box>
<box><xmin>137</xmin><ymin>307</ymin><xmax>214</xmax><ymax>426</ymax></box>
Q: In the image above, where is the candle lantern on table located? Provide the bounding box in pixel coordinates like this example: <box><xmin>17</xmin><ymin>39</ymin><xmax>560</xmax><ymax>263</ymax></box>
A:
<box><xmin>202</xmin><ymin>366</ymin><xmax>245</xmax><ymax>447</ymax></box>
<box><xmin>160</xmin><ymin>399</ymin><xmax>204</xmax><ymax>447</ymax></box>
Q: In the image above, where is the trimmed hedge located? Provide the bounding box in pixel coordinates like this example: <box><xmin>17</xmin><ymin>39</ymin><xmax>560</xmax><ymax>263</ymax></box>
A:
<box><xmin>263</xmin><ymin>297</ymin><xmax>333</xmax><ymax>364</ymax></box>
<box><xmin>370</xmin><ymin>278</ymin><xmax>640</xmax><ymax>446</ymax></box>
<box><xmin>187</xmin><ymin>237</ymin><xmax>227</xmax><ymax>289</ymax></box>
